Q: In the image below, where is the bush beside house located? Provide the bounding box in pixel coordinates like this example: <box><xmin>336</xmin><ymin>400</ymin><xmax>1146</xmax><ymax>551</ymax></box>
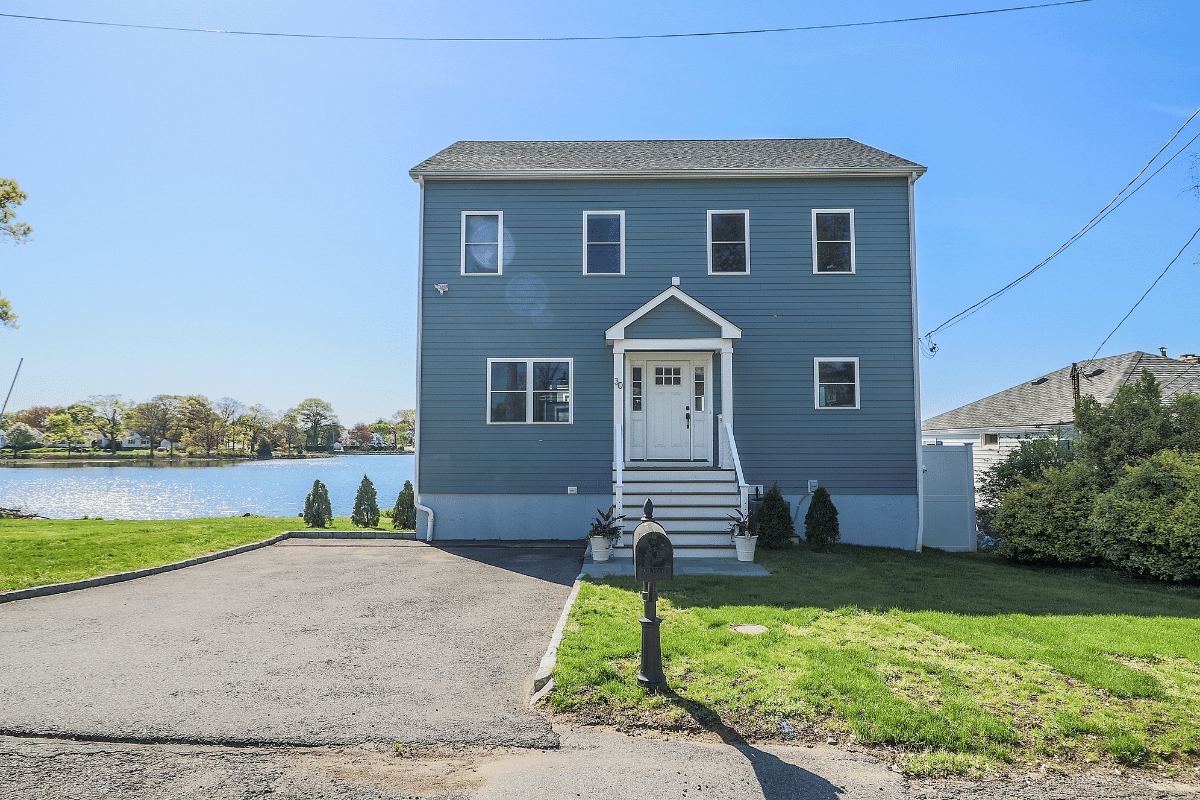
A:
<box><xmin>756</xmin><ymin>483</ymin><xmax>794</xmax><ymax>549</ymax></box>
<box><xmin>985</xmin><ymin>371</ymin><xmax>1200</xmax><ymax>581</ymax></box>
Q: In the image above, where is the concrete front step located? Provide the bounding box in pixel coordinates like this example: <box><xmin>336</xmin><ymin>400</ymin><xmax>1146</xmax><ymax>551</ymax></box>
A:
<box><xmin>623</xmin><ymin>496</ymin><xmax>740</xmax><ymax>511</ymax></box>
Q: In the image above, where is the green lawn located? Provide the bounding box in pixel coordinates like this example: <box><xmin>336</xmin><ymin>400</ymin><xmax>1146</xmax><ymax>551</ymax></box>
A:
<box><xmin>548</xmin><ymin>545</ymin><xmax>1200</xmax><ymax>778</ymax></box>
<box><xmin>0</xmin><ymin>517</ymin><xmax>414</xmax><ymax>592</ymax></box>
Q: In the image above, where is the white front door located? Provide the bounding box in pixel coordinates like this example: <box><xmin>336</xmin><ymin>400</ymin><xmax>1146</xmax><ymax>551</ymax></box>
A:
<box><xmin>646</xmin><ymin>361</ymin><xmax>693</xmax><ymax>460</ymax></box>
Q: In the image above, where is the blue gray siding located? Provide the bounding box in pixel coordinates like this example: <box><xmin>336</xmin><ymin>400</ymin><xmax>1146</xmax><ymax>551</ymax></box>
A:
<box><xmin>418</xmin><ymin>177</ymin><xmax>918</xmax><ymax>500</ymax></box>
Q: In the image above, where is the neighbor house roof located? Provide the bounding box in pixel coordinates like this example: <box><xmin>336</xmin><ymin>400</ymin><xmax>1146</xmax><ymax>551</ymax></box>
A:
<box><xmin>409</xmin><ymin>138</ymin><xmax>926</xmax><ymax>180</ymax></box>
<box><xmin>922</xmin><ymin>351</ymin><xmax>1200</xmax><ymax>431</ymax></box>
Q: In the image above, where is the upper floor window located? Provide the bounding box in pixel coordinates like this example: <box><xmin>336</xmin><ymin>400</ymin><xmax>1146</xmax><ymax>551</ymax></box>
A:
<box><xmin>583</xmin><ymin>211</ymin><xmax>624</xmax><ymax>275</ymax></box>
<box><xmin>814</xmin><ymin>357</ymin><xmax>859</xmax><ymax>409</ymax></box>
<box><xmin>707</xmin><ymin>210</ymin><xmax>749</xmax><ymax>274</ymax></box>
<box><xmin>462</xmin><ymin>212</ymin><xmax>503</xmax><ymax>275</ymax></box>
<box><xmin>487</xmin><ymin>358</ymin><xmax>572</xmax><ymax>424</ymax></box>
<box><xmin>812</xmin><ymin>209</ymin><xmax>855</xmax><ymax>274</ymax></box>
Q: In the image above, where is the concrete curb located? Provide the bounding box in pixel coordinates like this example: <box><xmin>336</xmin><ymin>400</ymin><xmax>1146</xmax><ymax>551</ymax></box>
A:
<box><xmin>0</xmin><ymin>530</ymin><xmax>418</xmax><ymax>604</ymax></box>
<box><xmin>531</xmin><ymin>573</ymin><xmax>585</xmax><ymax>706</ymax></box>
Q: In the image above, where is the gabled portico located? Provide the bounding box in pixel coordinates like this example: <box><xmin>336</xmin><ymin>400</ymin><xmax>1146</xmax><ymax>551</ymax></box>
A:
<box><xmin>606</xmin><ymin>285</ymin><xmax>742</xmax><ymax>466</ymax></box>
<box><xmin>606</xmin><ymin>286</ymin><xmax>749</xmax><ymax>558</ymax></box>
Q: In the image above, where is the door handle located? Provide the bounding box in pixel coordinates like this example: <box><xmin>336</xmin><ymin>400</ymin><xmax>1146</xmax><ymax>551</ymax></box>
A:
<box><xmin>685</xmin><ymin>406</ymin><xmax>691</xmax><ymax>429</ymax></box>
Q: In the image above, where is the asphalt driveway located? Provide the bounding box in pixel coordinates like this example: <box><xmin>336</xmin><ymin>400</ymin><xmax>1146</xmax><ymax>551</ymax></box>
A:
<box><xmin>0</xmin><ymin>540</ymin><xmax>580</xmax><ymax>748</ymax></box>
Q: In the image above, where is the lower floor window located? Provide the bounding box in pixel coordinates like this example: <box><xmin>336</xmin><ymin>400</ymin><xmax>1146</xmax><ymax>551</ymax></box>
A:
<box><xmin>814</xmin><ymin>357</ymin><xmax>859</xmax><ymax>409</ymax></box>
<box><xmin>487</xmin><ymin>359</ymin><xmax>572</xmax><ymax>423</ymax></box>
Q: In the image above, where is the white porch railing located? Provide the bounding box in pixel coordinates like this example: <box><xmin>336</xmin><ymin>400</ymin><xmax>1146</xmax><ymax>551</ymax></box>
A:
<box><xmin>613</xmin><ymin>421</ymin><xmax>624</xmax><ymax>535</ymax></box>
<box><xmin>718</xmin><ymin>415</ymin><xmax>749</xmax><ymax>517</ymax></box>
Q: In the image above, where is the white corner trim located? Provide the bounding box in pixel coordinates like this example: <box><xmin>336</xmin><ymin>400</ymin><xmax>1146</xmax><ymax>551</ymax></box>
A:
<box><xmin>605</xmin><ymin>285</ymin><xmax>742</xmax><ymax>340</ymax></box>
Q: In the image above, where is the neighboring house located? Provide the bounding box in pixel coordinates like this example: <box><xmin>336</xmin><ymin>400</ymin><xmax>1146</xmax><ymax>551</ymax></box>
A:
<box><xmin>0</xmin><ymin>430</ymin><xmax>7</xmax><ymax>449</ymax></box>
<box><xmin>121</xmin><ymin>431</ymin><xmax>150</xmax><ymax>449</ymax></box>
<box><xmin>922</xmin><ymin>350</ymin><xmax>1200</xmax><ymax>487</ymax></box>
<box><xmin>410</xmin><ymin>138</ymin><xmax>927</xmax><ymax>555</ymax></box>
<box><xmin>370</xmin><ymin>432</ymin><xmax>385</xmax><ymax>448</ymax></box>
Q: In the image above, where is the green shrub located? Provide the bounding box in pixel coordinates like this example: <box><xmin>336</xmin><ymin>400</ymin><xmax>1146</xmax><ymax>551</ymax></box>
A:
<box><xmin>994</xmin><ymin>462</ymin><xmax>1097</xmax><ymax>565</ymax></box>
<box><xmin>351</xmin><ymin>474</ymin><xmax>380</xmax><ymax>528</ymax></box>
<box><xmin>1090</xmin><ymin>450</ymin><xmax>1200</xmax><ymax>582</ymax></box>
<box><xmin>303</xmin><ymin>479</ymin><xmax>332</xmax><ymax>528</ymax></box>
<box><xmin>756</xmin><ymin>482</ymin><xmax>794</xmax><ymax>549</ymax></box>
<box><xmin>803</xmin><ymin>487</ymin><xmax>840</xmax><ymax>551</ymax></box>
<box><xmin>393</xmin><ymin>480</ymin><xmax>415</xmax><ymax>530</ymax></box>
<box><xmin>976</xmin><ymin>431</ymin><xmax>1074</xmax><ymax>532</ymax></box>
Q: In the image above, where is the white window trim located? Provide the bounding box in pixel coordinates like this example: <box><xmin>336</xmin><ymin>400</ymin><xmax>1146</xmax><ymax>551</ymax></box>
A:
<box><xmin>814</xmin><ymin>357</ymin><xmax>860</xmax><ymax>410</ymax></box>
<box><xmin>811</xmin><ymin>208</ymin><xmax>856</xmax><ymax>275</ymax></box>
<box><xmin>582</xmin><ymin>210</ymin><xmax>625</xmax><ymax>275</ymax></box>
<box><xmin>706</xmin><ymin>209</ymin><xmax>750</xmax><ymax>275</ymax></box>
<box><xmin>461</xmin><ymin>211</ymin><xmax>504</xmax><ymax>276</ymax></box>
<box><xmin>485</xmin><ymin>357</ymin><xmax>574</xmax><ymax>425</ymax></box>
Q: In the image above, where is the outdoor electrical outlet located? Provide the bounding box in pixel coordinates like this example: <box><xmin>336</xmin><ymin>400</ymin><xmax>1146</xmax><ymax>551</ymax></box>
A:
<box><xmin>567</xmin><ymin>486</ymin><xmax>577</xmax><ymax>494</ymax></box>
<box><xmin>808</xmin><ymin>479</ymin><xmax>819</xmax><ymax>493</ymax></box>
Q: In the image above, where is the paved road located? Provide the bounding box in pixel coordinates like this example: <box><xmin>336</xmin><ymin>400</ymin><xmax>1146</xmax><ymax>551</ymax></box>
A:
<box><xmin>0</xmin><ymin>540</ymin><xmax>580</xmax><ymax>749</ymax></box>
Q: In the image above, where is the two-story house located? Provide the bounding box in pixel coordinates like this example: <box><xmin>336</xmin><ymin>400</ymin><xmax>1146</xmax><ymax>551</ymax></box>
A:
<box><xmin>409</xmin><ymin>139</ymin><xmax>927</xmax><ymax>556</ymax></box>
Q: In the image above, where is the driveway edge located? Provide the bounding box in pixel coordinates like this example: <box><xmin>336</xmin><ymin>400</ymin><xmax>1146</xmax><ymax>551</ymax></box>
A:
<box><xmin>530</xmin><ymin>573</ymin><xmax>584</xmax><ymax>706</ymax></box>
<box><xmin>0</xmin><ymin>530</ymin><xmax>418</xmax><ymax>604</ymax></box>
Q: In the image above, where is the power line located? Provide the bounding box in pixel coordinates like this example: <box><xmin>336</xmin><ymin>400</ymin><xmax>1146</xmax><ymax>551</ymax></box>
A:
<box><xmin>0</xmin><ymin>2</ymin><xmax>1094</xmax><ymax>43</ymax></box>
<box><xmin>1091</xmin><ymin>223</ymin><xmax>1200</xmax><ymax>363</ymax></box>
<box><xmin>922</xmin><ymin>104</ymin><xmax>1200</xmax><ymax>352</ymax></box>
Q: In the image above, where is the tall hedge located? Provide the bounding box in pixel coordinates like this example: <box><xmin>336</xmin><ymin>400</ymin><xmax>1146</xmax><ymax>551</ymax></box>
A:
<box><xmin>756</xmin><ymin>482</ymin><xmax>794</xmax><ymax>549</ymax></box>
<box><xmin>393</xmin><ymin>480</ymin><xmax>415</xmax><ymax>530</ymax></box>
<box><xmin>351</xmin><ymin>474</ymin><xmax>380</xmax><ymax>528</ymax></box>
<box><xmin>993</xmin><ymin>462</ymin><xmax>1097</xmax><ymax>565</ymax></box>
<box><xmin>303</xmin><ymin>479</ymin><xmax>333</xmax><ymax>528</ymax></box>
<box><xmin>1090</xmin><ymin>450</ymin><xmax>1200</xmax><ymax>582</ymax></box>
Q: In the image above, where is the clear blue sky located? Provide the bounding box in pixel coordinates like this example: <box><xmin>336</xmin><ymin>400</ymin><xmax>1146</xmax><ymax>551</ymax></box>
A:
<box><xmin>3</xmin><ymin>0</ymin><xmax>1197</xmax><ymax>427</ymax></box>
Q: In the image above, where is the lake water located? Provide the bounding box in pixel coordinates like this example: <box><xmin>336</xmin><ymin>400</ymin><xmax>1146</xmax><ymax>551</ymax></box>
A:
<box><xmin>0</xmin><ymin>455</ymin><xmax>415</xmax><ymax>520</ymax></box>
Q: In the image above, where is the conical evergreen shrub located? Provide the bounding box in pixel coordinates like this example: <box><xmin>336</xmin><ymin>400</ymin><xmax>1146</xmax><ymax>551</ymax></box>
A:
<box><xmin>303</xmin><ymin>479</ymin><xmax>333</xmax><ymax>528</ymax></box>
<box><xmin>393</xmin><ymin>480</ymin><xmax>415</xmax><ymax>530</ymax></box>
<box><xmin>804</xmin><ymin>487</ymin><xmax>840</xmax><ymax>551</ymax></box>
<box><xmin>351</xmin><ymin>474</ymin><xmax>380</xmax><ymax>528</ymax></box>
<box><xmin>757</xmin><ymin>482</ymin><xmax>794</xmax><ymax>549</ymax></box>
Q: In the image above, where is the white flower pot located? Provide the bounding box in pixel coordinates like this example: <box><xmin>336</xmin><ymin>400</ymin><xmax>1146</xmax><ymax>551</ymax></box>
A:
<box><xmin>590</xmin><ymin>535</ymin><xmax>611</xmax><ymax>562</ymax></box>
<box><xmin>733</xmin><ymin>535</ymin><xmax>758</xmax><ymax>562</ymax></box>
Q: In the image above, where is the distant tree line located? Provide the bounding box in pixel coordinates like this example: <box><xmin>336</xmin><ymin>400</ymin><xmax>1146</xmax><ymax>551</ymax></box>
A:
<box><xmin>2</xmin><ymin>395</ymin><xmax>415</xmax><ymax>459</ymax></box>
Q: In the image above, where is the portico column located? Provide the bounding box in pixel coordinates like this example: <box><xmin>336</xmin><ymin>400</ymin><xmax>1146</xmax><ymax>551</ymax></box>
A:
<box><xmin>721</xmin><ymin>344</ymin><xmax>734</xmax><ymax>430</ymax></box>
<box><xmin>613</xmin><ymin>346</ymin><xmax>624</xmax><ymax>466</ymax></box>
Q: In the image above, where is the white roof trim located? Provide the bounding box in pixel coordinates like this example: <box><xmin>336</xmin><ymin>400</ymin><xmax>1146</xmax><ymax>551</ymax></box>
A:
<box><xmin>605</xmin><ymin>286</ymin><xmax>742</xmax><ymax>341</ymax></box>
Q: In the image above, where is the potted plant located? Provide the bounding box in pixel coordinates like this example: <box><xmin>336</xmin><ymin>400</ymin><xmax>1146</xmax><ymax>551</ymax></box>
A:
<box><xmin>728</xmin><ymin>509</ymin><xmax>758</xmax><ymax>562</ymax></box>
<box><xmin>589</xmin><ymin>506</ymin><xmax>624</xmax><ymax>562</ymax></box>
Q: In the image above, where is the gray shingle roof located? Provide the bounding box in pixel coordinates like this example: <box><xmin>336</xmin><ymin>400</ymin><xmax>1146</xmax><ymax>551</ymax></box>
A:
<box><xmin>922</xmin><ymin>352</ymin><xmax>1200</xmax><ymax>431</ymax></box>
<box><xmin>410</xmin><ymin>139</ymin><xmax>926</xmax><ymax>179</ymax></box>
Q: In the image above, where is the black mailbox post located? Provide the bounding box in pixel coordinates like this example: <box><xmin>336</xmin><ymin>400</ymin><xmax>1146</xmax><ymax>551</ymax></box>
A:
<box><xmin>633</xmin><ymin>499</ymin><xmax>673</xmax><ymax>693</ymax></box>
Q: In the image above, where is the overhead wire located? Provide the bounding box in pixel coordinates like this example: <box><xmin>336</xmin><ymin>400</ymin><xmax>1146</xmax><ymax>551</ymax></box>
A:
<box><xmin>0</xmin><ymin>1</ymin><xmax>1093</xmax><ymax>42</ymax></box>
<box><xmin>922</xmin><ymin>105</ymin><xmax>1200</xmax><ymax>354</ymax></box>
<box><xmin>1091</xmin><ymin>224</ymin><xmax>1200</xmax><ymax>366</ymax></box>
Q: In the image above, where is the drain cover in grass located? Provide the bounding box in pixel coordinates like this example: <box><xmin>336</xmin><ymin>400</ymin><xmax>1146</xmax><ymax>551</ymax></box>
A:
<box><xmin>729</xmin><ymin>624</ymin><xmax>769</xmax><ymax>635</ymax></box>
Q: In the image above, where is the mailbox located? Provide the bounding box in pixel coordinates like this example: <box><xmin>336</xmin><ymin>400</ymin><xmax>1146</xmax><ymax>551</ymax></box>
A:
<box><xmin>635</xmin><ymin>529</ymin><xmax>673</xmax><ymax>582</ymax></box>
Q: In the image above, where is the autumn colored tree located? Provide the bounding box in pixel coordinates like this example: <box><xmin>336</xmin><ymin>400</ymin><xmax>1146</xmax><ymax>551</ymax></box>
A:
<box><xmin>12</xmin><ymin>405</ymin><xmax>61</xmax><ymax>432</ymax></box>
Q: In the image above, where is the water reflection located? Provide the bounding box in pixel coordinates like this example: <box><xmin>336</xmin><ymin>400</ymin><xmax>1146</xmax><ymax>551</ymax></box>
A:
<box><xmin>0</xmin><ymin>455</ymin><xmax>415</xmax><ymax>520</ymax></box>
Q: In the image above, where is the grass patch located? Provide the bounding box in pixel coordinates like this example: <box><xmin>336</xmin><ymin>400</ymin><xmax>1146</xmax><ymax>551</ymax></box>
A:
<box><xmin>549</xmin><ymin>545</ymin><xmax>1200</xmax><ymax>777</ymax></box>
<box><xmin>0</xmin><ymin>517</ymin><xmax>414</xmax><ymax>592</ymax></box>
